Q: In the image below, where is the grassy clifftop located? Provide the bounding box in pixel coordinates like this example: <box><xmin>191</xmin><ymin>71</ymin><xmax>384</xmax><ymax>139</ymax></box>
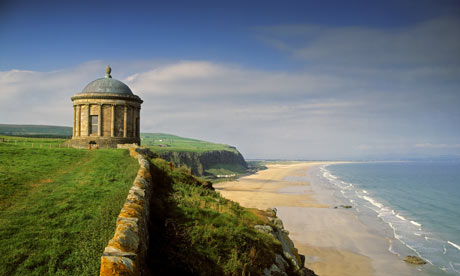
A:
<box><xmin>141</xmin><ymin>133</ymin><xmax>238</xmax><ymax>153</ymax></box>
<box><xmin>0</xmin><ymin>140</ymin><xmax>139</xmax><ymax>275</ymax></box>
<box><xmin>0</xmin><ymin>125</ymin><xmax>248</xmax><ymax>179</ymax></box>
<box><xmin>142</xmin><ymin>133</ymin><xmax>248</xmax><ymax>179</ymax></box>
<box><xmin>1</xmin><ymin>124</ymin><xmax>251</xmax><ymax>181</ymax></box>
<box><xmin>0</xmin><ymin>124</ymin><xmax>72</xmax><ymax>138</ymax></box>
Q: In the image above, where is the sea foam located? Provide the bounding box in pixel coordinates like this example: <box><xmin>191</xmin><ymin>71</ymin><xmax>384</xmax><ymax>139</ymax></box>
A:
<box><xmin>448</xmin><ymin>241</ymin><xmax>460</xmax><ymax>252</ymax></box>
<box><xmin>363</xmin><ymin>195</ymin><xmax>384</xmax><ymax>209</ymax></box>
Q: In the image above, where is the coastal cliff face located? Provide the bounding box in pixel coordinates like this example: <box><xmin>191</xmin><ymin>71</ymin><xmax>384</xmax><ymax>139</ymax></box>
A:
<box><xmin>156</xmin><ymin>149</ymin><xmax>248</xmax><ymax>177</ymax></box>
<box><xmin>256</xmin><ymin>211</ymin><xmax>318</xmax><ymax>276</ymax></box>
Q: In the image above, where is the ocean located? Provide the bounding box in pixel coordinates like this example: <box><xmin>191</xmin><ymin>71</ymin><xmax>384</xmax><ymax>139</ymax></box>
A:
<box><xmin>308</xmin><ymin>162</ymin><xmax>460</xmax><ymax>276</ymax></box>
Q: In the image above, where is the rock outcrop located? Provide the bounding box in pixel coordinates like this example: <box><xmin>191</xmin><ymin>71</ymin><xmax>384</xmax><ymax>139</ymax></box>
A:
<box><xmin>404</xmin><ymin>255</ymin><xmax>427</xmax><ymax>265</ymax></box>
<box><xmin>255</xmin><ymin>211</ymin><xmax>317</xmax><ymax>276</ymax></box>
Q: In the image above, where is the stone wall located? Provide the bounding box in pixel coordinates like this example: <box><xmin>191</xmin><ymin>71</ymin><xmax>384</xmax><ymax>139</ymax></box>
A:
<box><xmin>100</xmin><ymin>147</ymin><xmax>152</xmax><ymax>276</ymax></box>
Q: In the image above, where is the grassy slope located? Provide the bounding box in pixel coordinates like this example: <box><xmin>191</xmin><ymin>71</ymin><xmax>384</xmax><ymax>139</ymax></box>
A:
<box><xmin>0</xmin><ymin>141</ymin><xmax>138</xmax><ymax>276</ymax></box>
<box><xmin>0</xmin><ymin>135</ymin><xmax>67</xmax><ymax>147</ymax></box>
<box><xmin>0</xmin><ymin>124</ymin><xmax>72</xmax><ymax>138</ymax></box>
<box><xmin>146</xmin><ymin>158</ymin><xmax>290</xmax><ymax>275</ymax></box>
<box><xmin>141</xmin><ymin>133</ymin><xmax>238</xmax><ymax>153</ymax></box>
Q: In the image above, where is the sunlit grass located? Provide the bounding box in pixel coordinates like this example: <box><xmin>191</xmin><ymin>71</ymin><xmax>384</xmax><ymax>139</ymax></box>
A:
<box><xmin>0</xmin><ymin>143</ymin><xmax>138</xmax><ymax>275</ymax></box>
<box><xmin>141</xmin><ymin>133</ymin><xmax>237</xmax><ymax>153</ymax></box>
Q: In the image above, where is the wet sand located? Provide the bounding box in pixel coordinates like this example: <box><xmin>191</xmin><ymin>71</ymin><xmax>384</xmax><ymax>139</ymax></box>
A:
<box><xmin>214</xmin><ymin>162</ymin><xmax>416</xmax><ymax>276</ymax></box>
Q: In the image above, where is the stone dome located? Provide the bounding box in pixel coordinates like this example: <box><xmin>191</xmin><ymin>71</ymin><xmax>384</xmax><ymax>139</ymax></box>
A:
<box><xmin>80</xmin><ymin>77</ymin><xmax>133</xmax><ymax>95</ymax></box>
<box><xmin>79</xmin><ymin>66</ymin><xmax>133</xmax><ymax>95</ymax></box>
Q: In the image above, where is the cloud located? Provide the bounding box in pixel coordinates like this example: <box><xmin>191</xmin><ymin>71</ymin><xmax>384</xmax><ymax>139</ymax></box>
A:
<box><xmin>0</xmin><ymin>61</ymin><xmax>106</xmax><ymax>124</ymax></box>
<box><xmin>124</xmin><ymin>60</ymin><xmax>351</xmax><ymax>99</ymax></box>
<box><xmin>257</xmin><ymin>17</ymin><xmax>460</xmax><ymax>69</ymax></box>
<box><xmin>414</xmin><ymin>143</ymin><xmax>460</xmax><ymax>149</ymax></box>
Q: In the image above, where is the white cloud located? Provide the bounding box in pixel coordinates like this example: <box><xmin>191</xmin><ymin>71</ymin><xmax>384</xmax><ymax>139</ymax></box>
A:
<box><xmin>257</xmin><ymin>17</ymin><xmax>460</xmax><ymax>69</ymax></box>
<box><xmin>414</xmin><ymin>143</ymin><xmax>460</xmax><ymax>149</ymax></box>
<box><xmin>0</xmin><ymin>61</ymin><xmax>106</xmax><ymax>125</ymax></box>
<box><xmin>125</xmin><ymin>60</ymin><xmax>350</xmax><ymax>98</ymax></box>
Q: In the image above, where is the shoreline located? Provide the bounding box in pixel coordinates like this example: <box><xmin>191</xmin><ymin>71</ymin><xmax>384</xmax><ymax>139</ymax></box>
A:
<box><xmin>214</xmin><ymin>162</ymin><xmax>417</xmax><ymax>276</ymax></box>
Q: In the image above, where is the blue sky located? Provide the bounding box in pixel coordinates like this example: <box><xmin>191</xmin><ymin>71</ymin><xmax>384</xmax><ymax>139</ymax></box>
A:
<box><xmin>2</xmin><ymin>0</ymin><xmax>458</xmax><ymax>71</ymax></box>
<box><xmin>1</xmin><ymin>0</ymin><xmax>460</xmax><ymax>159</ymax></box>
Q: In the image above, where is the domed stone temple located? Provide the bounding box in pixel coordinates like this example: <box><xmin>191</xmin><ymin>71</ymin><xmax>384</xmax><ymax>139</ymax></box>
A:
<box><xmin>69</xmin><ymin>66</ymin><xmax>143</xmax><ymax>148</ymax></box>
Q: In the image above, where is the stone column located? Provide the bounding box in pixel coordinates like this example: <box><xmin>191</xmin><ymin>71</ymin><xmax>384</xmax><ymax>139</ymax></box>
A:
<box><xmin>98</xmin><ymin>104</ymin><xmax>102</xmax><ymax>136</ymax></box>
<box><xmin>123</xmin><ymin>105</ymin><xmax>127</xmax><ymax>138</ymax></box>
<box><xmin>130</xmin><ymin>106</ymin><xmax>136</xmax><ymax>137</ymax></box>
<box><xmin>132</xmin><ymin>107</ymin><xmax>137</xmax><ymax>138</ymax></box>
<box><xmin>137</xmin><ymin>108</ymin><xmax>140</xmax><ymax>138</ymax></box>
<box><xmin>87</xmin><ymin>104</ymin><xmax>90</xmax><ymax>136</ymax></box>
<box><xmin>77</xmin><ymin>105</ymin><xmax>81</xmax><ymax>137</ymax></box>
<box><xmin>73</xmin><ymin>105</ymin><xmax>76</xmax><ymax>137</ymax></box>
<box><xmin>111</xmin><ymin>105</ymin><xmax>115</xmax><ymax>137</ymax></box>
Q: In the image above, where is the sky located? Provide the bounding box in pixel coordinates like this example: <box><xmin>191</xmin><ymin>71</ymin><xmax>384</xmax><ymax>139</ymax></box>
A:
<box><xmin>1</xmin><ymin>0</ymin><xmax>460</xmax><ymax>160</ymax></box>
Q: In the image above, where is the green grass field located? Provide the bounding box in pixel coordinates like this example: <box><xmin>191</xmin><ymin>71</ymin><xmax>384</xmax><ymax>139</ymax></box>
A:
<box><xmin>0</xmin><ymin>124</ymin><xmax>72</xmax><ymax>138</ymax></box>
<box><xmin>0</xmin><ymin>135</ymin><xmax>67</xmax><ymax>148</ymax></box>
<box><xmin>0</xmin><ymin>140</ymin><xmax>139</xmax><ymax>276</ymax></box>
<box><xmin>141</xmin><ymin>133</ymin><xmax>238</xmax><ymax>153</ymax></box>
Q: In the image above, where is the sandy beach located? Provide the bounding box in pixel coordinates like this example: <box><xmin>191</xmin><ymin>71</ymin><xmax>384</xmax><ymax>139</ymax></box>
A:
<box><xmin>214</xmin><ymin>162</ymin><xmax>417</xmax><ymax>276</ymax></box>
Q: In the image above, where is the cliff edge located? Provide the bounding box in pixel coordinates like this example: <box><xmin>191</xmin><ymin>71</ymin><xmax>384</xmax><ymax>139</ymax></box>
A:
<box><xmin>142</xmin><ymin>133</ymin><xmax>248</xmax><ymax>178</ymax></box>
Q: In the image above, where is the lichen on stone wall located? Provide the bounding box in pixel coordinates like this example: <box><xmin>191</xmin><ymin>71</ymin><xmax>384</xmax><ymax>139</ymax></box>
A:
<box><xmin>100</xmin><ymin>147</ymin><xmax>152</xmax><ymax>276</ymax></box>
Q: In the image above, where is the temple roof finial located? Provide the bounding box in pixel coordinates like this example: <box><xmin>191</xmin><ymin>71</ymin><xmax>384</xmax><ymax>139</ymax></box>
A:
<box><xmin>105</xmin><ymin>65</ymin><xmax>112</xmax><ymax>78</ymax></box>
